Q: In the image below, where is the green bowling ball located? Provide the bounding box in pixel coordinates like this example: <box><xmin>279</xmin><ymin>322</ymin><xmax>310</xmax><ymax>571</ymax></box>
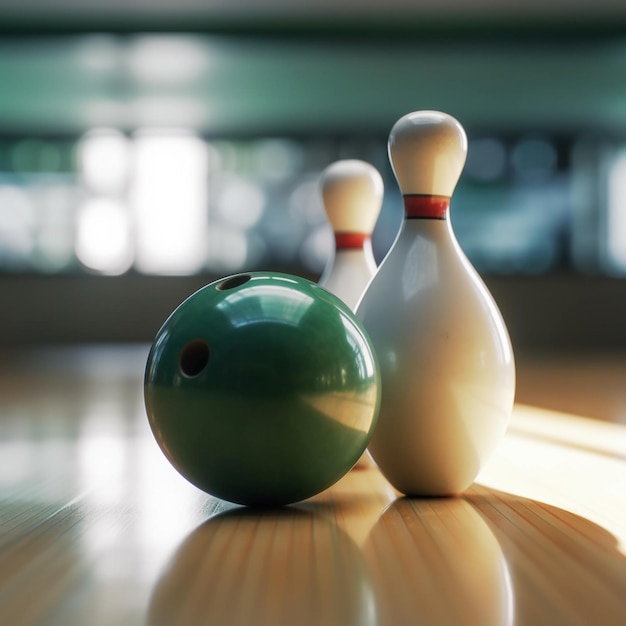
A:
<box><xmin>144</xmin><ymin>272</ymin><xmax>380</xmax><ymax>507</ymax></box>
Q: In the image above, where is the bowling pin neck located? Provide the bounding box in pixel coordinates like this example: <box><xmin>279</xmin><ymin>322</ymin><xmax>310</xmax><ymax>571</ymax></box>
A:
<box><xmin>403</xmin><ymin>195</ymin><xmax>450</xmax><ymax>220</ymax></box>
<box><xmin>395</xmin><ymin>194</ymin><xmax>459</xmax><ymax>251</ymax></box>
<box><xmin>334</xmin><ymin>232</ymin><xmax>371</xmax><ymax>250</ymax></box>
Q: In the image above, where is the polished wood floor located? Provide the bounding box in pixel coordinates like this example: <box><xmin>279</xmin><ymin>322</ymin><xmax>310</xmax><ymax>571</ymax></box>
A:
<box><xmin>516</xmin><ymin>352</ymin><xmax>626</xmax><ymax>425</ymax></box>
<box><xmin>0</xmin><ymin>346</ymin><xmax>625</xmax><ymax>625</ymax></box>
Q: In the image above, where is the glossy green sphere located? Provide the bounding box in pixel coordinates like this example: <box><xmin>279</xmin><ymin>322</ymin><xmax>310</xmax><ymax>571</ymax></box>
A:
<box><xmin>144</xmin><ymin>272</ymin><xmax>380</xmax><ymax>507</ymax></box>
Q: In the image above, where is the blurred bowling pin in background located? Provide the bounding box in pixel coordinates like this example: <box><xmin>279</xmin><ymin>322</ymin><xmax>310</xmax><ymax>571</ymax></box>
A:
<box><xmin>357</xmin><ymin>111</ymin><xmax>515</xmax><ymax>496</ymax></box>
<box><xmin>319</xmin><ymin>160</ymin><xmax>383</xmax><ymax>311</ymax></box>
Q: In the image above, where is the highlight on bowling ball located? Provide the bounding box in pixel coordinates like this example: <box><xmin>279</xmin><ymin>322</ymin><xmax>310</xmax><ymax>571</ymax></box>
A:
<box><xmin>144</xmin><ymin>271</ymin><xmax>381</xmax><ymax>507</ymax></box>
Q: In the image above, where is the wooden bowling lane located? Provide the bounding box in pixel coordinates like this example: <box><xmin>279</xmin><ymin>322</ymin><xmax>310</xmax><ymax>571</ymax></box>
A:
<box><xmin>515</xmin><ymin>352</ymin><xmax>626</xmax><ymax>425</ymax></box>
<box><xmin>0</xmin><ymin>346</ymin><xmax>625</xmax><ymax>625</ymax></box>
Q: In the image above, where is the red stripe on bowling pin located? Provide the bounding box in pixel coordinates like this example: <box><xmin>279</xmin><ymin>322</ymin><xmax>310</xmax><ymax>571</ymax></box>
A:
<box><xmin>335</xmin><ymin>232</ymin><xmax>370</xmax><ymax>250</ymax></box>
<box><xmin>404</xmin><ymin>195</ymin><xmax>450</xmax><ymax>219</ymax></box>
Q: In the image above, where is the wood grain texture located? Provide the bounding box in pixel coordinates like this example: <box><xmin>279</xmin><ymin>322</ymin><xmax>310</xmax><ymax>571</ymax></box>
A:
<box><xmin>0</xmin><ymin>346</ymin><xmax>624</xmax><ymax>625</ymax></box>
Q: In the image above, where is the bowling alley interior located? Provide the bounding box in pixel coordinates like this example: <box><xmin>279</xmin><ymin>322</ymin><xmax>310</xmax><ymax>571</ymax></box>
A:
<box><xmin>1</xmin><ymin>1</ymin><xmax>625</xmax><ymax>625</ymax></box>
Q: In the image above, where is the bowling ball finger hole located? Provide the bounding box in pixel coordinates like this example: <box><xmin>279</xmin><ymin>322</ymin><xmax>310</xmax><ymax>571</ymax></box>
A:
<box><xmin>216</xmin><ymin>274</ymin><xmax>251</xmax><ymax>291</ymax></box>
<box><xmin>179</xmin><ymin>340</ymin><xmax>210</xmax><ymax>377</ymax></box>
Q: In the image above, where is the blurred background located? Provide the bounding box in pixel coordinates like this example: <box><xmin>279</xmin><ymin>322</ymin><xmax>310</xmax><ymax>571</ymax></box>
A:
<box><xmin>2</xmin><ymin>0</ymin><xmax>626</xmax><ymax>354</ymax></box>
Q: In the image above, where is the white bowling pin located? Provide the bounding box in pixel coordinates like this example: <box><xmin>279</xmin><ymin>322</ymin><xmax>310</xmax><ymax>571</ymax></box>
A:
<box><xmin>356</xmin><ymin>111</ymin><xmax>515</xmax><ymax>496</ymax></box>
<box><xmin>319</xmin><ymin>159</ymin><xmax>383</xmax><ymax>311</ymax></box>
